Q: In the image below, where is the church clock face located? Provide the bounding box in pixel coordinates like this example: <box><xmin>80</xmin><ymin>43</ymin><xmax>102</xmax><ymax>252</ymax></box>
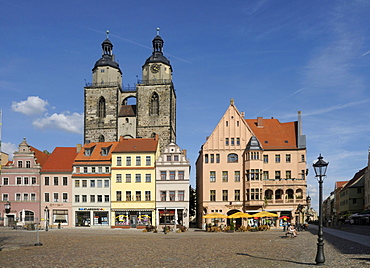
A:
<box><xmin>150</xmin><ymin>63</ymin><xmax>160</xmax><ymax>73</ymax></box>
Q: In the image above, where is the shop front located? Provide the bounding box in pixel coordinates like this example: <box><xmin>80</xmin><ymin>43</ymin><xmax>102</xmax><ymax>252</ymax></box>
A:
<box><xmin>75</xmin><ymin>208</ymin><xmax>109</xmax><ymax>227</ymax></box>
<box><xmin>157</xmin><ymin>208</ymin><xmax>185</xmax><ymax>227</ymax></box>
<box><xmin>113</xmin><ymin>210</ymin><xmax>153</xmax><ymax>229</ymax></box>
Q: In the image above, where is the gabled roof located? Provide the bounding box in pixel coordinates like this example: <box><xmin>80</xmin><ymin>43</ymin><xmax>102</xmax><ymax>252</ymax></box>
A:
<box><xmin>30</xmin><ymin>146</ymin><xmax>49</xmax><ymax>167</ymax></box>
<box><xmin>113</xmin><ymin>137</ymin><xmax>158</xmax><ymax>153</ymax></box>
<box><xmin>41</xmin><ymin>147</ymin><xmax>78</xmax><ymax>172</ymax></box>
<box><xmin>245</xmin><ymin>118</ymin><xmax>297</xmax><ymax>150</ymax></box>
<box><xmin>342</xmin><ymin>167</ymin><xmax>367</xmax><ymax>190</ymax></box>
<box><xmin>335</xmin><ymin>181</ymin><xmax>348</xmax><ymax>189</ymax></box>
<box><xmin>74</xmin><ymin>141</ymin><xmax>119</xmax><ymax>163</ymax></box>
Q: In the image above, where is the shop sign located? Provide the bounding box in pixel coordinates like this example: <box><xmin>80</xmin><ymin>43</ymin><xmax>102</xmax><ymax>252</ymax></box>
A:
<box><xmin>78</xmin><ymin>208</ymin><xmax>106</xmax><ymax>211</ymax></box>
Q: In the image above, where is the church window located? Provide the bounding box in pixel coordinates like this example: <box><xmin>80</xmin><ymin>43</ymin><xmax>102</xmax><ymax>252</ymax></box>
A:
<box><xmin>150</xmin><ymin>92</ymin><xmax>159</xmax><ymax>116</ymax></box>
<box><xmin>98</xmin><ymin>97</ymin><xmax>106</xmax><ymax>118</ymax></box>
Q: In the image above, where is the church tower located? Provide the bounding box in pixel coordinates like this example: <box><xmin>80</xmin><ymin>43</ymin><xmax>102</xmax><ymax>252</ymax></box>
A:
<box><xmin>136</xmin><ymin>29</ymin><xmax>176</xmax><ymax>149</ymax></box>
<box><xmin>84</xmin><ymin>31</ymin><xmax>122</xmax><ymax>143</ymax></box>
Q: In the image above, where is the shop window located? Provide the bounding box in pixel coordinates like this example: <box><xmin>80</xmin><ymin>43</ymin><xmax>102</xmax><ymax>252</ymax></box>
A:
<box><xmin>53</xmin><ymin>210</ymin><xmax>68</xmax><ymax>224</ymax></box>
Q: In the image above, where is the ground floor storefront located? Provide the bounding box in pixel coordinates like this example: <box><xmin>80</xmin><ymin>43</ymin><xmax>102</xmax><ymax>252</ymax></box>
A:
<box><xmin>74</xmin><ymin>208</ymin><xmax>109</xmax><ymax>227</ymax></box>
<box><xmin>112</xmin><ymin>210</ymin><xmax>154</xmax><ymax>229</ymax></box>
<box><xmin>156</xmin><ymin>208</ymin><xmax>188</xmax><ymax>229</ymax></box>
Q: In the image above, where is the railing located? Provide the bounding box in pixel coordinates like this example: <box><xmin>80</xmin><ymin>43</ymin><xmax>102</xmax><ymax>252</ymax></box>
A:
<box><xmin>138</xmin><ymin>79</ymin><xmax>172</xmax><ymax>86</ymax></box>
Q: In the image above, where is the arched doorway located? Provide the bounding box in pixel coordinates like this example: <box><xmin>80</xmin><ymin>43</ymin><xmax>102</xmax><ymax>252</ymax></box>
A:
<box><xmin>227</xmin><ymin>209</ymin><xmax>242</xmax><ymax>229</ymax></box>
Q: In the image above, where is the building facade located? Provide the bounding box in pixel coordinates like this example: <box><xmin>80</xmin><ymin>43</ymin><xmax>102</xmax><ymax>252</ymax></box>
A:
<box><xmin>84</xmin><ymin>30</ymin><xmax>176</xmax><ymax>151</ymax></box>
<box><xmin>0</xmin><ymin>138</ymin><xmax>49</xmax><ymax>226</ymax></box>
<box><xmin>110</xmin><ymin>137</ymin><xmax>159</xmax><ymax>229</ymax></box>
<box><xmin>196</xmin><ymin>100</ymin><xmax>308</xmax><ymax>228</ymax></box>
<box><xmin>156</xmin><ymin>142</ymin><xmax>190</xmax><ymax>228</ymax></box>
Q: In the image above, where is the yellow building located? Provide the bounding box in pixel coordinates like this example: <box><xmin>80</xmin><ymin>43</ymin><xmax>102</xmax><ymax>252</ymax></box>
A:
<box><xmin>111</xmin><ymin>136</ymin><xmax>159</xmax><ymax>228</ymax></box>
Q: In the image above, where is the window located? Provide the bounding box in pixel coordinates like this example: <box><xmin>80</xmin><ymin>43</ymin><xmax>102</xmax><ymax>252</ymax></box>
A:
<box><xmin>225</xmin><ymin>138</ymin><xmax>229</xmax><ymax>146</ymax></box>
<box><xmin>54</xmin><ymin>193</ymin><xmax>59</xmax><ymax>202</ymax></box>
<box><xmin>263</xmin><ymin>155</ymin><xmax>268</xmax><ymax>163</ymax></box>
<box><xmin>84</xmin><ymin>167</ymin><xmax>88</xmax><ymax>173</ymax></box>
<box><xmin>150</xmin><ymin>92</ymin><xmax>159</xmax><ymax>116</ymax></box>
<box><xmin>63</xmin><ymin>177</ymin><xmax>68</xmax><ymax>186</ymax></box>
<box><xmin>275</xmin><ymin>154</ymin><xmax>280</xmax><ymax>163</ymax></box>
<box><xmin>105</xmin><ymin>167</ymin><xmax>109</xmax><ymax>173</ymax></box>
<box><xmin>216</xmin><ymin>154</ymin><xmax>220</xmax><ymax>163</ymax></box>
<box><xmin>104</xmin><ymin>180</ymin><xmax>109</xmax><ymax>187</ymax></box>
<box><xmin>160</xmin><ymin>171</ymin><xmax>166</xmax><ymax>180</ymax></box>
<box><xmin>174</xmin><ymin>155</ymin><xmax>179</xmax><ymax>161</ymax></box>
<box><xmin>26</xmin><ymin>161</ymin><xmax>31</xmax><ymax>168</ymax></box>
<box><xmin>75</xmin><ymin>180</ymin><xmax>80</xmax><ymax>187</ymax></box>
<box><xmin>227</xmin><ymin>153</ymin><xmax>238</xmax><ymax>163</ymax></box>
<box><xmin>136</xmin><ymin>191</ymin><xmax>141</xmax><ymax>201</ymax></box>
<box><xmin>117</xmin><ymin>157</ymin><xmax>122</xmax><ymax>166</ymax></box>
<box><xmin>116</xmin><ymin>191</ymin><xmax>122</xmax><ymax>201</ymax></box>
<box><xmin>3</xmin><ymin>178</ymin><xmax>9</xmax><ymax>185</ymax></box>
<box><xmin>178</xmin><ymin>171</ymin><xmax>184</xmax><ymax>180</ymax></box>
<box><xmin>75</xmin><ymin>195</ymin><xmax>80</xmax><ymax>202</ymax></box>
<box><xmin>45</xmin><ymin>193</ymin><xmax>50</xmax><ymax>202</ymax></box>
<box><xmin>169</xmin><ymin>191</ymin><xmax>175</xmax><ymax>201</ymax></box>
<box><xmin>32</xmin><ymin>177</ymin><xmax>37</xmax><ymax>185</ymax></box>
<box><xmin>24</xmin><ymin>177</ymin><xmax>29</xmax><ymax>185</ymax></box>
<box><xmin>97</xmin><ymin>195</ymin><xmax>103</xmax><ymax>202</ymax></box>
<box><xmin>101</xmin><ymin>147</ymin><xmax>109</xmax><ymax>156</ymax></box>
<box><xmin>98</xmin><ymin>96</ymin><xmax>106</xmax><ymax>118</ymax></box>
<box><xmin>210</xmin><ymin>154</ymin><xmax>214</xmax><ymax>163</ymax></box>
<box><xmin>167</xmin><ymin>155</ymin><xmax>171</xmax><ymax>161</ymax></box>
<box><xmin>2</xmin><ymin>193</ymin><xmax>9</xmax><ymax>201</ymax></box>
<box><xmin>63</xmin><ymin>193</ymin><xmax>68</xmax><ymax>202</ymax></box>
<box><xmin>205</xmin><ymin>154</ymin><xmax>208</xmax><ymax>163</ymax></box>
<box><xmin>126</xmin><ymin>174</ymin><xmax>131</xmax><ymax>183</ymax></box>
<box><xmin>135</xmin><ymin>174</ymin><xmax>141</xmax><ymax>183</ymax></box>
<box><xmin>210</xmin><ymin>171</ymin><xmax>216</xmax><ymax>182</ymax></box>
<box><xmin>90</xmin><ymin>195</ymin><xmax>95</xmax><ymax>203</ymax></box>
<box><xmin>226</xmin><ymin>121</ymin><xmax>228</xmax><ymax>127</ymax></box>
<box><xmin>146</xmin><ymin>156</ymin><xmax>151</xmax><ymax>165</ymax></box>
<box><xmin>17</xmin><ymin>161</ymin><xmax>22</xmax><ymax>168</ymax></box>
<box><xmin>136</xmin><ymin>156</ymin><xmax>141</xmax><ymax>166</ymax></box>
<box><xmin>84</xmin><ymin>148</ymin><xmax>92</xmax><ymax>156</ymax></box>
<box><xmin>16</xmin><ymin>193</ymin><xmax>21</xmax><ymax>201</ymax></box>
<box><xmin>82</xmin><ymin>180</ymin><xmax>87</xmax><ymax>188</ymax></box>
<box><xmin>17</xmin><ymin>177</ymin><xmax>22</xmax><ymax>185</ymax></box>
<box><xmin>236</xmin><ymin>138</ymin><xmax>240</xmax><ymax>146</ymax></box>
<box><xmin>23</xmin><ymin>193</ymin><xmax>29</xmax><ymax>201</ymax></box>
<box><xmin>145</xmin><ymin>191</ymin><xmax>151</xmax><ymax>201</ymax></box>
<box><xmin>222</xmin><ymin>190</ymin><xmax>228</xmax><ymax>201</ymax></box>
<box><xmin>286</xmin><ymin>154</ymin><xmax>291</xmax><ymax>163</ymax></box>
<box><xmin>263</xmin><ymin>171</ymin><xmax>269</xmax><ymax>180</ymax></box>
<box><xmin>104</xmin><ymin>195</ymin><xmax>109</xmax><ymax>202</ymax></box>
<box><xmin>210</xmin><ymin>190</ymin><xmax>216</xmax><ymax>201</ymax></box>
<box><xmin>97</xmin><ymin>180</ymin><xmax>102</xmax><ymax>188</ymax></box>
<box><xmin>145</xmin><ymin>174</ymin><xmax>151</xmax><ymax>183</ymax></box>
<box><xmin>275</xmin><ymin>171</ymin><xmax>281</xmax><ymax>180</ymax></box>
<box><xmin>222</xmin><ymin>171</ymin><xmax>228</xmax><ymax>182</ymax></box>
<box><xmin>178</xmin><ymin>191</ymin><xmax>184</xmax><ymax>201</ymax></box>
<box><xmin>301</xmin><ymin>154</ymin><xmax>305</xmax><ymax>162</ymax></box>
<box><xmin>92</xmin><ymin>167</ymin><xmax>96</xmax><ymax>173</ymax></box>
<box><xmin>160</xmin><ymin>191</ymin><xmax>166</xmax><ymax>201</ymax></box>
<box><xmin>126</xmin><ymin>191</ymin><xmax>131</xmax><ymax>201</ymax></box>
<box><xmin>235</xmin><ymin>190</ymin><xmax>240</xmax><ymax>201</ymax></box>
<box><xmin>90</xmin><ymin>180</ymin><xmax>95</xmax><ymax>187</ymax></box>
<box><xmin>170</xmin><ymin>171</ymin><xmax>175</xmax><ymax>180</ymax></box>
<box><xmin>126</xmin><ymin>156</ymin><xmax>131</xmax><ymax>166</ymax></box>
<box><xmin>234</xmin><ymin>171</ymin><xmax>240</xmax><ymax>182</ymax></box>
<box><xmin>81</xmin><ymin>195</ymin><xmax>87</xmax><ymax>203</ymax></box>
<box><xmin>98</xmin><ymin>167</ymin><xmax>102</xmax><ymax>173</ymax></box>
<box><xmin>286</xmin><ymin>170</ymin><xmax>291</xmax><ymax>179</ymax></box>
<box><xmin>116</xmin><ymin>174</ymin><xmax>122</xmax><ymax>183</ymax></box>
<box><xmin>52</xmin><ymin>177</ymin><xmax>58</xmax><ymax>186</ymax></box>
<box><xmin>231</xmin><ymin>138</ymin><xmax>235</xmax><ymax>146</ymax></box>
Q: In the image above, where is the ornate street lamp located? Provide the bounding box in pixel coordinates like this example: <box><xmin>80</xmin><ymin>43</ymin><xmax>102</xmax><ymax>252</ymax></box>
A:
<box><xmin>44</xmin><ymin>206</ymin><xmax>50</xmax><ymax>231</ymax></box>
<box><xmin>313</xmin><ymin>154</ymin><xmax>329</xmax><ymax>265</ymax></box>
<box><xmin>4</xmin><ymin>201</ymin><xmax>11</xmax><ymax>214</ymax></box>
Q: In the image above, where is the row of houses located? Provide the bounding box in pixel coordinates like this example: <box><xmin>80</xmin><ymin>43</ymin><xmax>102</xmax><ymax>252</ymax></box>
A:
<box><xmin>0</xmin><ymin>136</ymin><xmax>190</xmax><ymax>229</ymax></box>
<box><xmin>323</xmin><ymin>149</ymin><xmax>370</xmax><ymax>225</ymax></box>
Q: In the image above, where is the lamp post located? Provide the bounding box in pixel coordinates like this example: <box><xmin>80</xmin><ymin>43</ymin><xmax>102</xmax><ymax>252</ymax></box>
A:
<box><xmin>313</xmin><ymin>154</ymin><xmax>329</xmax><ymax>265</ymax></box>
<box><xmin>306</xmin><ymin>195</ymin><xmax>311</xmax><ymax>223</ymax></box>
<box><xmin>164</xmin><ymin>207</ymin><xmax>167</xmax><ymax>234</ymax></box>
<box><xmin>44</xmin><ymin>206</ymin><xmax>49</xmax><ymax>231</ymax></box>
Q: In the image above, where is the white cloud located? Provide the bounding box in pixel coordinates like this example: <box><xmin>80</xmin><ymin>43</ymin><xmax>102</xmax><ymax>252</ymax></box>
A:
<box><xmin>32</xmin><ymin>112</ymin><xmax>83</xmax><ymax>134</ymax></box>
<box><xmin>12</xmin><ymin>96</ymin><xmax>49</xmax><ymax>116</ymax></box>
<box><xmin>1</xmin><ymin>142</ymin><xmax>17</xmax><ymax>160</ymax></box>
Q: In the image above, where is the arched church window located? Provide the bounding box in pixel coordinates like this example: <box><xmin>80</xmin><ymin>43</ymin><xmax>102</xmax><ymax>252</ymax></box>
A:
<box><xmin>150</xmin><ymin>92</ymin><xmax>159</xmax><ymax>116</ymax></box>
<box><xmin>151</xmin><ymin>132</ymin><xmax>157</xmax><ymax>138</ymax></box>
<box><xmin>99</xmin><ymin>135</ymin><xmax>105</xmax><ymax>142</ymax></box>
<box><xmin>98</xmin><ymin>97</ymin><xmax>106</xmax><ymax>118</ymax></box>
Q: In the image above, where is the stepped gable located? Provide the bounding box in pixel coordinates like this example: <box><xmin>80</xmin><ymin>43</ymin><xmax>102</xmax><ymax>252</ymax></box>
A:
<box><xmin>30</xmin><ymin>146</ymin><xmax>49</xmax><ymax>166</ymax></box>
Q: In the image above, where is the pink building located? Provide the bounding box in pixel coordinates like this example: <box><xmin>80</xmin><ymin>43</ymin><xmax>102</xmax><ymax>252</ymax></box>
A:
<box><xmin>41</xmin><ymin>146</ymin><xmax>80</xmax><ymax>228</ymax></box>
<box><xmin>196</xmin><ymin>100</ymin><xmax>308</xmax><ymax>228</ymax></box>
<box><xmin>1</xmin><ymin>138</ymin><xmax>48</xmax><ymax>227</ymax></box>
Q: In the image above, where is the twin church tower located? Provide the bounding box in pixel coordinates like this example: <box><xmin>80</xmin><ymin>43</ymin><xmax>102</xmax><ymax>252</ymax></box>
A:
<box><xmin>84</xmin><ymin>30</ymin><xmax>176</xmax><ymax>150</ymax></box>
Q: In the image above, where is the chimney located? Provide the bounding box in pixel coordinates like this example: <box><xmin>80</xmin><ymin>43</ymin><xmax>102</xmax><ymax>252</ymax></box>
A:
<box><xmin>257</xmin><ymin>117</ymin><xmax>264</xmax><ymax>128</ymax></box>
<box><xmin>182</xmin><ymin>149</ymin><xmax>187</xmax><ymax>157</ymax></box>
<box><xmin>241</xmin><ymin>112</ymin><xmax>245</xmax><ymax>118</ymax></box>
<box><xmin>230</xmin><ymin>98</ymin><xmax>234</xmax><ymax>106</ymax></box>
<box><xmin>76</xmin><ymin>144</ymin><xmax>82</xmax><ymax>153</ymax></box>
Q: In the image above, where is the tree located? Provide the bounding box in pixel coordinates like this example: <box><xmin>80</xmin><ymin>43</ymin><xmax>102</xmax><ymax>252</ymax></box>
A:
<box><xmin>189</xmin><ymin>186</ymin><xmax>196</xmax><ymax>218</ymax></box>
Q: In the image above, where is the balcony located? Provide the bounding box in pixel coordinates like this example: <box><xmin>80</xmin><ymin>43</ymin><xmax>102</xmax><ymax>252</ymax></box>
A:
<box><xmin>138</xmin><ymin>79</ymin><xmax>173</xmax><ymax>86</ymax></box>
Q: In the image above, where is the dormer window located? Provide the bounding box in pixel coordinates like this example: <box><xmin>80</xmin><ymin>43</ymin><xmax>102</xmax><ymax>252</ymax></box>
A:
<box><xmin>84</xmin><ymin>148</ymin><xmax>93</xmax><ymax>156</ymax></box>
<box><xmin>101</xmin><ymin>146</ymin><xmax>110</xmax><ymax>156</ymax></box>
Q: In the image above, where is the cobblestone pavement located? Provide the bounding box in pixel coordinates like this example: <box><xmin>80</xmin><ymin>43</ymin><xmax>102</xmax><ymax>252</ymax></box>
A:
<box><xmin>0</xmin><ymin>227</ymin><xmax>369</xmax><ymax>268</ymax></box>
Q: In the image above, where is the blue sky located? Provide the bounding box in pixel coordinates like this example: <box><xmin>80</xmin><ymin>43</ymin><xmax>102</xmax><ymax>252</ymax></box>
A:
<box><xmin>1</xmin><ymin>0</ymin><xmax>370</xmax><ymax>211</ymax></box>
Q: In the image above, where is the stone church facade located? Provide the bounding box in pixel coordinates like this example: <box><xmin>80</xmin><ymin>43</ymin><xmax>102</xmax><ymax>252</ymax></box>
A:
<box><xmin>84</xmin><ymin>30</ymin><xmax>176</xmax><ymax>150</ymax></box>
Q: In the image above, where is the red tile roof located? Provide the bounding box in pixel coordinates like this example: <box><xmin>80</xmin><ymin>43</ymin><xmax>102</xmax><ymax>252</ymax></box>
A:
<box><xmin>335</xmin><ymin>181</ymin><xmax>348</xmax><ymax>189</ymax></box>
<box><xmin>30</xmin><ymin>146</ymin><xmax>50</xmax><ymax>167</ymax></box>
<box><xmin>245</xmin><ymin>118</ymin><xmax>297</xmax><ymax>150</ymax></box>
<box><xmin>41</xmin><ymin>147</ymin><xmax>78</xmax><ymax>172</ymax></box>
<box><xmin>74</xmin><ymin>141</ymin><xmax>119</xmax><ymax>163</ymax></box>
<box><xmin>113</xmin><ymin>137</ymin><xmax>158</xmax><ymax>153</ymax></box>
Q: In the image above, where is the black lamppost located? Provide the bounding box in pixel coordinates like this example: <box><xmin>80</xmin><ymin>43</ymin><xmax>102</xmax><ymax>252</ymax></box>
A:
<box><xmin>313</xmin><ymin>154</ymin><xmax>329</xmax><ymax>265</ymax></box>
<box><xmin>306</xmin><ymin>195</ymin><xmax>311</xmax><ymax>222</ymax></box>
<box><xmin>44</xmin><ymin>206</ymin><xmax>49</xmax><ymax>231</ymax></box>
